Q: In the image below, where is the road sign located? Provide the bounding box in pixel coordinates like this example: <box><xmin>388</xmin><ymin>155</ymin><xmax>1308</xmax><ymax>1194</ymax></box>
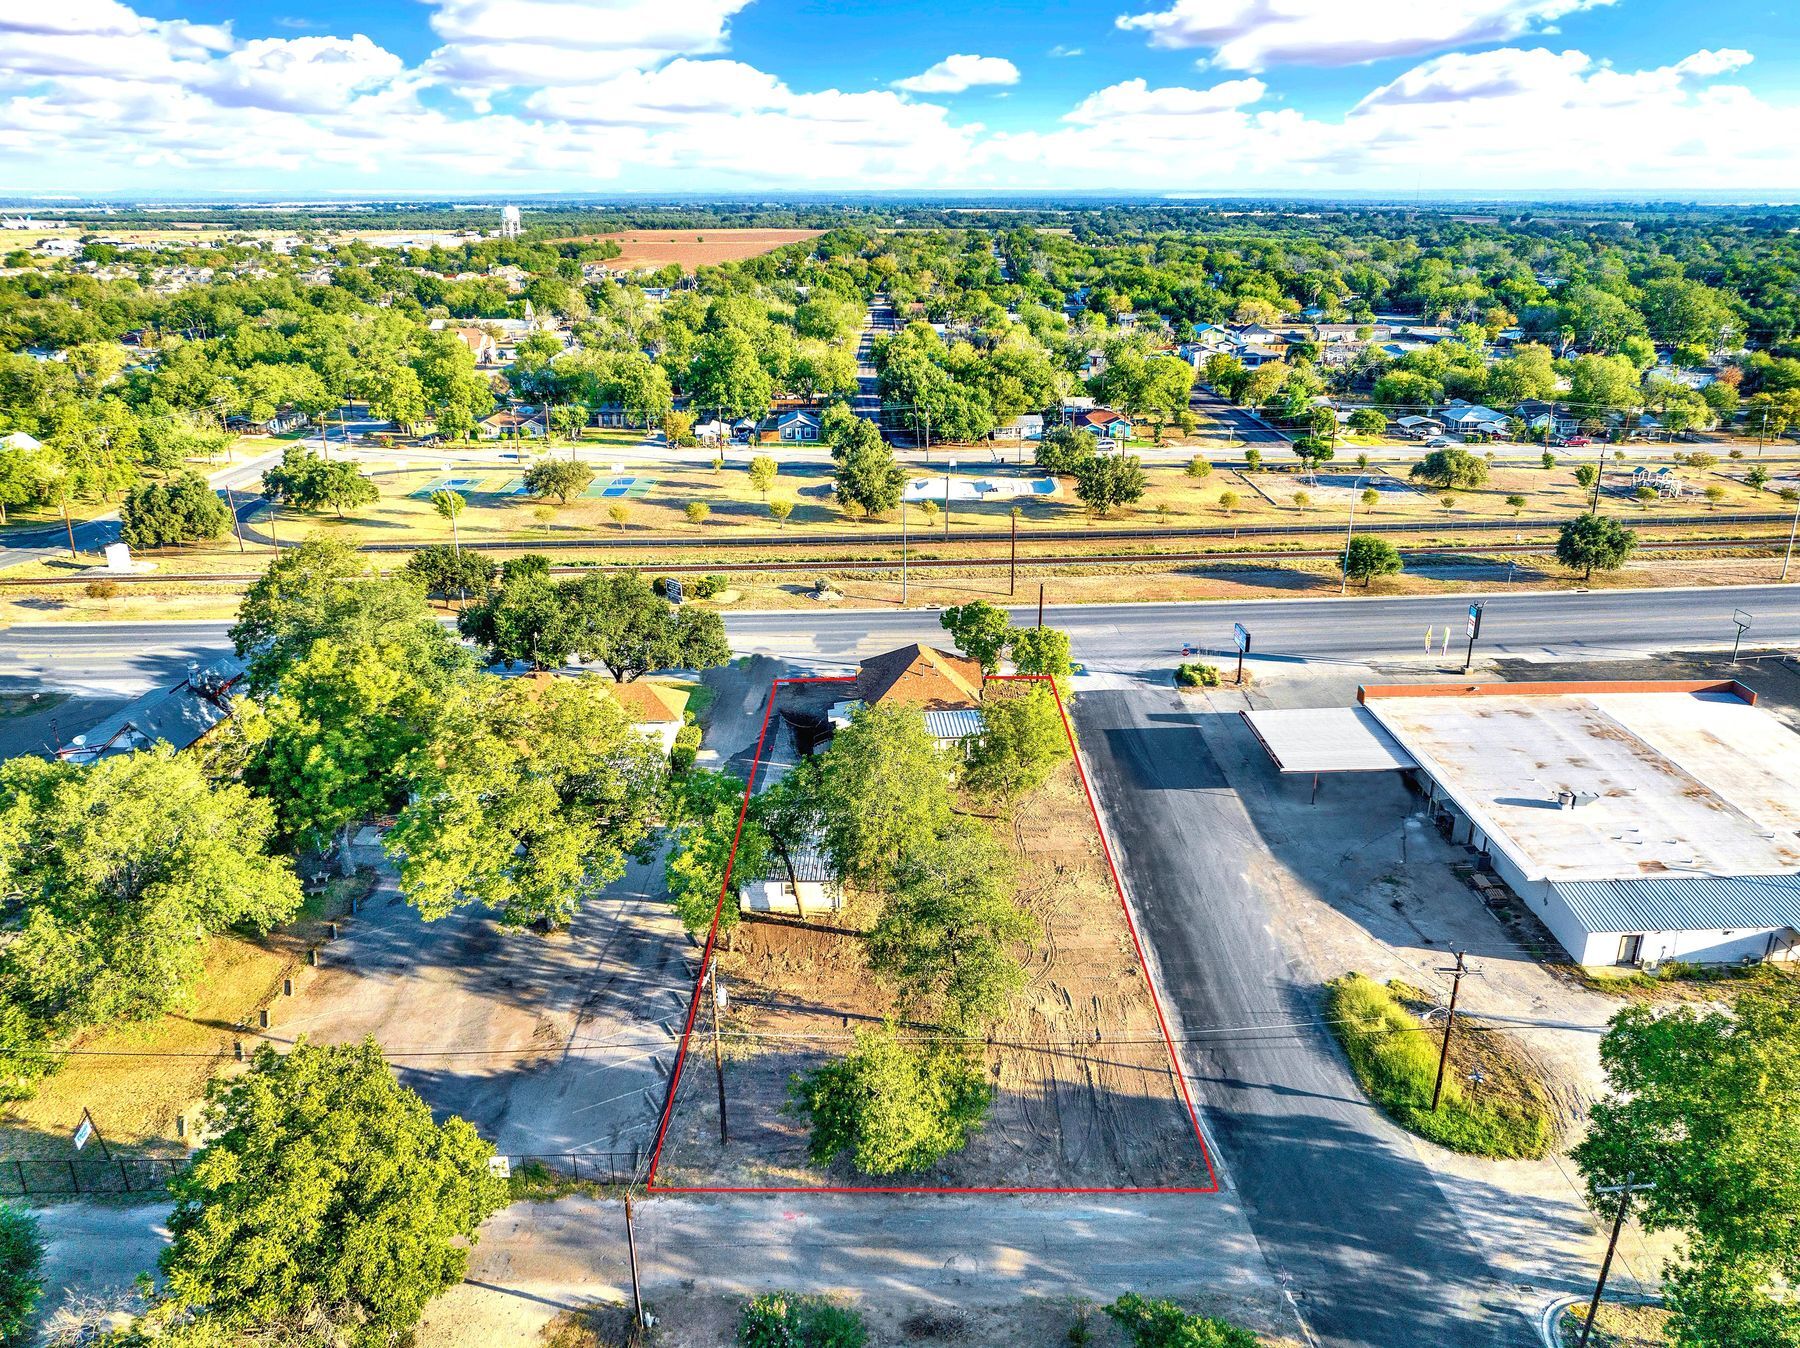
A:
<box><xmin>1734</xmin><ymin>608</ymin><xmax>1753</xmax><ymax>632</ymax></box>
<box><xmin>72</xmin><ymin>1114</ymin><xmax>93</xmax><ymax>1152</ymax></box>
<box><xmin>666</xmin><ymin>578</ymin><xmax>684</xmax><ymax>605</ymax></box>
<box><xmin>487</xmin><ymin>1155</ymin><xmax>511</xmax><ymax>1179</ymax></box>
<box><xmin>1466</xmin><ymin>602</ymin><xmax>1484</xmax><ymax>639</ymax></box>
<box><xmin>1233</xmin><ymin>622</ymin><xmax>1251</xmax><ymax>654</ymax></box>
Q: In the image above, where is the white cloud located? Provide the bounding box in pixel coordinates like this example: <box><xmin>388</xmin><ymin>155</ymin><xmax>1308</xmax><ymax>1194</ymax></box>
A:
<box><xmin>893</xmin><ymin>53</ymin><xmax>1019</xmax><ymax>94</ymax></box>
<box><xmin>422</xmin><ymin>0</ymin><xmax>752</xmax><ymax>86</ymax></box>
<box><xmin>1115</xmin><ymin>0</ymin><xmax>1616</xmax><ymax>71</ymax></box>
<box><xmin>1063</xmin><ymin>76</ymin><xmax>1267</xmax><ymax>122</ymax></box>
<box><xmin>1048</xmin><ymin>45</ymin><xmax>1083</xmax><ymax>58</ymax></box>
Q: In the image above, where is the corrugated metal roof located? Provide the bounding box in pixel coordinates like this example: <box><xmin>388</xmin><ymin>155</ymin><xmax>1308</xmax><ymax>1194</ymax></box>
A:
<box><xmin>752</xmin><ymin>847</ymin><xmax>837</xmax><ymax>885</ymax></box>
<box><xmin>1552</xmin><ymin>874</ymin><xmax>1800</xmax><ymax>935</ymax></box>
<box><xmin>924</xmin><ymin>709</ymin><xmax>986</xmax><ymax>741</ymax></box>
<box><xmin>1241</xmin><ymin>707</ymin><xmax>1417</xmax><ymax>774</ymax></box>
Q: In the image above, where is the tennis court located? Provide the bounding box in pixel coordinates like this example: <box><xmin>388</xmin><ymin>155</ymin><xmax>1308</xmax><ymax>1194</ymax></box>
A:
<box><xmin>583</xmin><ymin>475</ymin><xmax>657</xmax><ymax>499</ymax></box>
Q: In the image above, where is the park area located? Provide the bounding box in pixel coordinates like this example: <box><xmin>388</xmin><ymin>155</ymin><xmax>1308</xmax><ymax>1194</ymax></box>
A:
<box><xmin>651</xmin><ymin>682</ymin><xmax>1214</xmax><ymax>1192</ymax></box>
<box><xmin>551</xmin><ymin>228</ymin><xmax>823</xmax><ymax>271</ymax></box>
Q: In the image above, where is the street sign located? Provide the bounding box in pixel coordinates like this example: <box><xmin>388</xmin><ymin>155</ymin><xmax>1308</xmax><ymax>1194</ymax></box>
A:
<box><xmin>713</xmin><ymin>978</ymin><xmax>728</xmax><ymax>1011</ymax></box>
<box><xmin>72</xmin><ymin>1114</ymin><xmax>93</xmax><ymax>1152</ymax></box>
<box><xmin>666</xmin><ymin>578</ymin><xmax>684</xmax><ymax>605</ymax></box>
<box><xmin>1734</xmin><ymin>608</ymin><xmax>1753</xmax><ymax>632</ymax></box>
<box><xmin>1466</xmin><ymin>602</ymin><xmax>1484</xmax><ymax>639</ymax></box>
<box><xmin>1233</xmin><ymin>622</ymin><xmax>1251</xmax><ymax>654</ymax></box>
<box><xmin>487</xmin><ymin>1155</ymin><xmax>512</xmax><ymax>1179</ymax></box>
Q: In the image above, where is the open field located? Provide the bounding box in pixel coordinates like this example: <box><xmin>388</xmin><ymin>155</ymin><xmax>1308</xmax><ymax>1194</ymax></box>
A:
<box><xmin>0</xmin><ymin>872</ymin><xmax>373</xmax><ymax>1163</ymax></box>
<box><xmin>654</xmin><ymin>689</ymin><xmax>1211</xmax><ymax>1191</ymax></box>
<box><xmin>551</xmin><ymin>228</ymin><xmax>823</xmax><ymax>270</ymax></box>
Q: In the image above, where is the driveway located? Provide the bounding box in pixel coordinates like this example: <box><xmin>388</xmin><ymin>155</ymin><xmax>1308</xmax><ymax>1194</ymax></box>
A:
<box><xmin>1072</xmin><ymin>684</ymin><xmax>1533</xmax><ymax>1348</ymax></box>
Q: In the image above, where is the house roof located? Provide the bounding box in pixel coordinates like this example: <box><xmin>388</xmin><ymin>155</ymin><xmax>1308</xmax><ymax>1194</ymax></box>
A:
<box><xmin>777</xmin><ymin>409</ymin><xmax>820</xmax><ymax>425</ymax></box>
<box><xmin>924</xmin><ymin>708</ymin><xmax>988</xmax><ymax>741</ymax></box>
<box><xmin>1079</xmin><ymin>408</ymin><xmax>1131</xmax><ymax>427</ymax></box>
<box><xmin>1551</xmin><ymin>874</ymin><xmax>1800</xmax><ymax>937</ymax></box>
<box><xmin>59</xmin><ymin>658</ymin><xmax>245</xmax><ymax>763</ymax></box>
<box><xmin>854</xmin><ymin>643</ymin><xmax>984</xmax><ymax>711</ymax></box>
<box><xmin>600</xmin><ymin>680</ymin><xmax>689</xmax><ymax>725</ymax></box>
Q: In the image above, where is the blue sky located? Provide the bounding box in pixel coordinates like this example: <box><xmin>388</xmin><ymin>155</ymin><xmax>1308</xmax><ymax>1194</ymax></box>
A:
<box><xmin>4</xmin><ymin>0</ymin><xmax>1798</xmax><ymax>195</ymax></box>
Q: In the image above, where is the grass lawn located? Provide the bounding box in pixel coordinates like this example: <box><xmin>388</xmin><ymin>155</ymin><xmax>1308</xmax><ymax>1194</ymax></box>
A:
<box><xmin>1324</xmin><ymin>973</ymin><xmax>1555</xmax><ymax>1159</ymax></box>
<box><xmin>1559</xmin><ymin>1303</ymin><xmax>1672</xmax><ymax>1347</ymax></box>
<box><xmin>0</xmin><ymin>872</ymin><xmax>376</xmax><ymax>1158</ymax></box>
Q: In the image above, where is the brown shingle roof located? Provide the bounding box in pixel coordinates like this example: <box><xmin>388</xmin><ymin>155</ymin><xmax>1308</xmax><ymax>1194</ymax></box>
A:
<box><xmin>854</xmin><ymin>644</ymin><xmax>983</xmax><ymax>711</ymax></box>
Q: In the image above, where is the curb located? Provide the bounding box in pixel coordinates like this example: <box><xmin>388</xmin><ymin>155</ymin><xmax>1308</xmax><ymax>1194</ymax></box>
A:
<box><xmin>1537</xmin><ymin>1296</ymin><xmax>1580</xmax><ymax>1348</ymax></box>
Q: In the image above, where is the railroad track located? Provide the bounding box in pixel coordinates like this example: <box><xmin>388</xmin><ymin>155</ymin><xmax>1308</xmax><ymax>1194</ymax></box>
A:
<box><xmin>4</xmin><ymin>535</ymin><xmax>1787</xmax><ymax>589</ymax></box>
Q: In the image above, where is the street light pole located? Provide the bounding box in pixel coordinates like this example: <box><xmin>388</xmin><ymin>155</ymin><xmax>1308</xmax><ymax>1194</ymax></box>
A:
<box><xmin>1782</xmin><ymin>486</ymin><xmax>1800</xmax><ymax>582</ymax></box>
<box><xmin>944</xmin><ymin>459</ymin><xmax>955</xmax><ymax>539</ymax></box>
<box><xmin>900</xmin><ymin>500</ymin><xmax>909</xmax><ymax>605</ymax></box>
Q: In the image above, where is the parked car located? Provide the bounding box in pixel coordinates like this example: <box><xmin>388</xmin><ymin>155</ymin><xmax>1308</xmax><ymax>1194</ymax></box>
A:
<box><xmin>1565</xmin><ymin>435</ymin><xmax>1592</xmax><ymax>447</ymax></box>
<box><xmin>1423</xmin><ymin>436</ymin><xmax>1455</xmax><ymax>448</ymax></box>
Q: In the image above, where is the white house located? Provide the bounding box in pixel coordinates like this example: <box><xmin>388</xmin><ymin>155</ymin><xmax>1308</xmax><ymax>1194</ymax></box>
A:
<box><xmin>990</xmin><ymin>413</ymin><xmax>1045</xmax><ymax>443</ymax></box>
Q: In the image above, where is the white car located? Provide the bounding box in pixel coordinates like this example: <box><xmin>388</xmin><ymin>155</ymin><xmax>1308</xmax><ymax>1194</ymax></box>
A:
<box><xmin>1423</xmin><ymin>436</ymin><xmax>1455</xmax><ymax>448</ymax></box>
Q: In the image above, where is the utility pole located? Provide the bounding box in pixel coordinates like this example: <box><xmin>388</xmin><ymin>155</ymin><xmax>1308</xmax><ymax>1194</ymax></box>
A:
<box><xmin>1588</xmin><ymin>436</ymin><xmax>1606</xmax><ymax>515</ymax></box>
<box><xmin>900</xmin><ymin>501</ymin><xmax>909</xmax><ymax>605</ymax></box>
<box><xmin>1340</xmin><ymin>476</ymin><xmax>1361</xmax><ymax>596</ymax></box>
<box><xmin>1009</xmin><ymin>508</ymin><xmax>1018</xmax><ymax>596</ymax></box>
<box><xmin>61</xmin><ymin>498</ymin><xmax>76</xmax><ymax>560</ymax></box>
<box><xmin>1430</xmin><ymin>951</ymin><xmax>1480</xmax><ymax>1112</ymax></box>
<box><xmin>225</xmin><ymin>486</ymin><xmax>246</xmax><ymax>553</ymax></box>
<box><xmin>711</xmin><ymin>966</ymin><xmax>729</xmax><ymax>1146</ymax></box>
<box><xmin>624</xmin><ymin>1195</ymin><xmax>646</xmax><ymax>1332</ymax></box>
<box><xmin>1037</xmin><ymin>582</ymin><xmax>1045</xmax><ymax>629</ymax></box>
<box><xmin>1576</xmin><ymin>1174</ymin><xmax>1655</xmax><ymax>1348</ymax></box>
<box><xmin>1783</xmin><ymin>486</ymin><xmax>1800</xmax><ymax>582</ymax></box>
<box><xmin>943</xmin><ymin>459</ymin><xmax>954</xmax><ymax>539</ymax></box>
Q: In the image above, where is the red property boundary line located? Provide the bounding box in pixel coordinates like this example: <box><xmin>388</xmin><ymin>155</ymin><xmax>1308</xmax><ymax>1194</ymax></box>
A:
<box><xmin>644</xmin><ymin>673</ymin><xmax>1220</xmax><ymax>1195</ymax></box>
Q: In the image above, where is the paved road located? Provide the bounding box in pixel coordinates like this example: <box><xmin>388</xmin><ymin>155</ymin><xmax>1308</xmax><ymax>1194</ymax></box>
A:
<box><xmin>1074</xmin><ymin>687</ymin><xmax>1528</xmax><ymax>1348</ymax></box>
<box><xmin>1190</xmin><ymin>385</ymin><xmax>1290</xmax><ymax>450</ymax></box>
<box><xmin>6</xmin><ymin>585</ymin><xmax>1800</xmax><ymax>695</ymax></box>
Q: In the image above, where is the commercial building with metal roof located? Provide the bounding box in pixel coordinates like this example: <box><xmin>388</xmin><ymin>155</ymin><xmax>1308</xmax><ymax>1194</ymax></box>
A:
<box><xmin>1353</xmin><ymin>679</ymin><xmax>1800</xmax><ymax>969</ymax></box>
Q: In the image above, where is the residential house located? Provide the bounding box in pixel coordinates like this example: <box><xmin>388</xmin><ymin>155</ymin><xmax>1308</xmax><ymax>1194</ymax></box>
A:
<box><xmin>1516</xmin><ymin>400</ymin><xmax>1581</xmax><ymax>441</ymax></box>
<box><xmin>693</xmin><ymin>418</ymin><xmax>729</xmax><ymax>445</ymax></box>
<box><xmin>57</xmin><ymin>659</ymin><xmax>244</xmax><ymax>763</ymax></box>
<box><xmin>775</xmin><ymin>409</ymin><xmax>821</xmax><ymax>443</ymax></box>
<box><xmin>2</xmin><ymin>431</ymin><xmax>42</xmax><ymax>452</ymax></box>
<box><xmin>479</xmin><ymin>409</ymin><xmax>547</xmax><ymax>440</ymax></box>
<box><xmin>1393</xmin><ymin>414</ymin><xmax>1446</xmax><ymax>439</ymax></box>
<box><xmin>595</xmin><ymin>679</ymin><xmax>691</xmax><ymax>756</ymax></box>
<box><xmin>990</xmin><ymin>413</ymin><xmax>1045</xmax><ymax>443</ymax></box>
<box><xmin>445</xmin><ymin>325</ymin><xmax>500</xmax><ymax>365</ymax></box>
<box><xmin>828</xmin><ymin>643</ymin><xmax>990</xmax><ymax>753</ymax></box>
<box><xmin>1076</xmin><ymin>408</ymin><xmax>1133</xmax><ymax>439</ymax></box>
<box><xmin>1438</xmin><ymin>401</ymin><xmax>1513</xmax><ymax>439</ymax></box>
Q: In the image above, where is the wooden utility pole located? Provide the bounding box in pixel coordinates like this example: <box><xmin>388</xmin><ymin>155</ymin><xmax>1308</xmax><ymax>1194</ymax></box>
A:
<box><xmin>61</xmin><ymin>499</ymin><xmax>76</xmax><ymax>560</ymax></box>
<box><xmin>1430</xmin><ymin>951</ymin><xmax>1479</xmax><ymax>1112</ymax></box>
<box><xmin>1576</xmin><ymin>1174</ymin><xmax>1654</xmax><ymax>1348</ymax></box>
<box><xmin>225</xmin><ymin>486</ymin><xmax>246</xmax><ymax>553</ymax></box>
<box><xmin>1009</xmin><ymin>509</ymin><xmax>1018</xmax><ymax>596</ymax></box>
<box><xmin>711</xmin><ymin>966</ymin><xmax>729</xmax><ymax>1146</ymax></box>
<box><xmin>1037</xmin><ymin>583</ymin><xmax>1045</xmax><ymax>629</ymax></box>
<box><xmin>624</xmin><ymin>1195</ymin><xmax>646</xmax><ymax>1332</ymax></box>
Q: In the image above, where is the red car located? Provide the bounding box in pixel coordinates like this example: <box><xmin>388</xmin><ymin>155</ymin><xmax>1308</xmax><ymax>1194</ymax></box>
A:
<box><xmin>1565</xmin><ymin>434</ymin><xmax>1592</xmax><ymax>447</ymax></box>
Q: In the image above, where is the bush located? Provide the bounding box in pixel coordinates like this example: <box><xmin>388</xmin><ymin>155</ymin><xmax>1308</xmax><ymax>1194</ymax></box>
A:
<box><xmin>0</xmin><ymin>1203</ymin><xmax>43</xmax><ymax>1345</ymax></box>
<box><xmin>1185</xmin><ymin>456</ymin><xmax>1211</xmax><ymax>479</ymax></box>
<box><xmin>1175</xmin><ymin>662</ymin><xmax>1221</xmax><ymax>688</ymax></box>
<box><xmin>1104</xmin><ymin>1294</ymin><xmax>1256</xmax><ymax>1348</ymax></box>
<box><xmin>738</xmin><ymin>1293</ymin><xmax>868</xmax><ymax>1348</ymax></box>
<box><xmin>1324</xmin><ymin>974</ymin><xmax>1552</xmax><ymax>1158</ymax></box>
<box><xmin>84</xmin><ymin>578</ymin><xmax>121</xmax><ymax>600</ymax></box>
<box><xmin>671</xmin><ymin>718</ymin><xmax>702</xmax><ymax>772</ymax></box>
<box><xmin>692</xmin><ymin>573</ymin><xmax>727</xmax><ymax>599</ymax></box>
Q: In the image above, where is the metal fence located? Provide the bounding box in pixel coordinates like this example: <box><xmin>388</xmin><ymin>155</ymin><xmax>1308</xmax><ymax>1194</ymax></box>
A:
<box><xmin>0</xmin><ymin>1155</ymin><xmax>184</xmax><ymax>1197</ymax></box>
<box><xmin>0</xmin><ymin>1149</ymin><xmax>643</xmax><ymax>1198</ymax></box>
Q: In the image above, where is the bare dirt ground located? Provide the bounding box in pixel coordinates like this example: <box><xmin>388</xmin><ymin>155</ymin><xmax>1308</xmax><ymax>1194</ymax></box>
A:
<box><xmin>554</xmin><ymin>229</ymin><xmax>822</xmax><ymax>271</ymax></box>
<box><xmin>655</xmin><ymin>750</ymin><xmax>1211</xmax><ymax>1190</ymax></box>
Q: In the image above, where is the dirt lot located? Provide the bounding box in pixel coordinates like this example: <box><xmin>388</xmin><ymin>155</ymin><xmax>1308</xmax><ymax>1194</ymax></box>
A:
<box><xmin>555</xmin><ymin>229</ymin><xmax>823</xmax><ymax>271</ymax></box>
<box><xmin>654</xmin><ymin>728</ymin><xmax>1211</xmax><ymax>1190</ymax></box>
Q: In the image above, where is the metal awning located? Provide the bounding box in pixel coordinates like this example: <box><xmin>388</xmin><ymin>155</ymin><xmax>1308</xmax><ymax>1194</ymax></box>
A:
<box><xmin>1241</xmin><ymin>707</ymin><xmax>1417</xmax><ymax>774</ymax></box>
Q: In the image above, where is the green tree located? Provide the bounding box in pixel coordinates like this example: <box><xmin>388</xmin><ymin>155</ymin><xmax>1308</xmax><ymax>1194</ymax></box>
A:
<box><xmin>159</xmin><ymin>1039</ymin><xmax>505</xmax><ymax>1348</ymax></box>
<box><xmin>430</xmin><ymin>487</ymin><xmax>465</xmax><ymax>553</ymax></box>
<box><xmin>748</xmin><ymin>454</ymin><xmax>778</xmax><ymax>499</ymax></box>
<box><xmin>1342</xmin><ymin>534</ymin><xmax>1403</xmax><ymax>588</ymax></box>
<box><xmin>938</xmin><ymin>600</ymin><xmax>1011</xmax><ymax>673</ymax></box>
<box><xmin>867</xmin><ymin>817</ymin><xmax>1034</xmax><ymax>1029</ymax></box>
<box><xmin>832</xmin><ymin>438</ymin><xmax>906</xmax><ymax>517</ymax></box>
<box><xmin>1348</xmin><ymin>408</ymin><xmax>1388</xmax><ymax>436</ymax></box>
<box><xmin>1505</xmin><ymin>493</ymin><xmax>1527</xmax><ymax>515</ymax></box>
<box><xmin>457</xmin><ymin>553</ymin><xmax>568</xmax><ymax>669</ymax></box>
<box><xmin>0</xmin><ymin>1204</ymin><xmax>42</xmax><ymax>1345</ymax></box>
<box><xmin>120</xmin><ymin>471</ymin><xmax>231</xmax><ymax>549</ymax></box>
<box><xmin>1574</xmin><ymin>984</ymin><xmax>1800</xmax><ymax>1348</ymax></box>
<box><xmin>1409</xmin><ymin>446</ymin><xmax>1489</xmax><ymax>490</ymax></box>
<box><xmin>0</xmin><ymin>750</ymin><xmax>300</xmax><ymax>1093</ymax></box>
<box><xmin>261</xmin><ymin>445</ymin><xmax>376</xmax><ymax>518</ymax></box>
<box><xmin>815</xmin><ymin>704</ymin><xmax>953</xmax><ymax>891</ymax></box>
<box><xmin>401</xmin><ymin>543</ymin><xmax>495</xmax><ymax>605</ymax></box>
<box><xmin>1073</xmin><ymin>453</ymin><xmax>1148</xmax><ymax>516</ymax></box>
<box><xmin>1006</xmin><ymin>625</ymin><xmax>1074</xmax><ymax>695</ymax></box>
<box><xmin>245</xmin><ymin>636</ymin><xmax>464</xmax><ymax>852</ymax></box>
<box><xmin>524</xmin><ymin>458</ymin><xmax>594</xmax><ymax>503</ymax></box>
<box><xmin>1746</xmin><ymin>465</ymin><xmax>1770</xmax><ymax>492</ymax></box>
<box><xmin>768</xmin><ymin>498</ymin><xmax>794</xmax><ymax>529</ymax></box>
<box><xmin>665</xmin><ymin>768</ymin><xmax>767</xmax><ymax>941</ymax></box>
<box><xmin>786</xmin><ymin>1023</ymin><xmax>991</xmax><ymax>1176</ymax></box>
<box><xmin>961</xmin><ymin>682</ymin><xmax>1069</xmax><ymax>808</ymax></box>
<box><xmin>1704</xmin><ymin>484</ymin><xmax>1727</xmax><ymax>509</ymax></box>
<box><xmin>558</xmin><ymin>569</ymin><xmax>731</xmax><ymax>681</ymax></box>
<box><xmin>1555</xmin><ymin>514</ymin><xmax>1638</xmax><ymax>580</ymax></box>
<box><xmin>685</xmin><ymin>500</ymin><xmax>711</xmax><ymax>527</ymax></box>
<box><xmin>689</xmin><ymin>328</ymin><xmax>774</xmax><ymax>420</ymax></box>
<box><xmin>1035</xmin><ymin>425</ymin><xmax>1096</xmax><ymax>476</ymax></box>
<box><xmin>1186</xmin><ymin>455</ymin><xmax>1211</xmax><ymax>479</ymax></box>
<box><xmin>233</xmin><ymin>538</ymin><xmax>463</xmax><ymax>694</ymax></box>
<box><xmin>387</xmin><ymin>675</ymin><xmax>664</xmax><ymax>926</ymax></box>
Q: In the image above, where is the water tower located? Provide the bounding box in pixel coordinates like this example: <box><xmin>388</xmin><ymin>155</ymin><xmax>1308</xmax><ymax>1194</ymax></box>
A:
<box><xmin>500</xmin><ymin>204</ymin><xmax>521</xmax><ymax>240</ymax></box>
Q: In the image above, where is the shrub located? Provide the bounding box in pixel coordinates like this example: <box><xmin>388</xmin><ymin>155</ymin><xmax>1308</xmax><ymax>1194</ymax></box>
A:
<box><xmin>692</xmin><ymin>574</ymin><xmax>727</xmax><ymax>599</ymax></box>
<box><xmin>1175</xmin><ymin>662</ymin><xmax>1221</xmax><ymax>688</ymax></box>
<box><xmin>685</xmin><ymin>500</ymin><xmax>711</xmax><ymax>526</ymax></box>
<box><xmin>1185</xmin><ymin>456</ymin><xmax>1211</xmax><ymax>479</ymax></box>
<box><xmin>1324</xmin><ymin>974</ymin><xmax>1552</xmax><ymax>1158</ymax></box>
<box><xmin>84</xmin><ymin>578</ymin><xmax>121</xmax><ymax>600</ymax></box>
<box><xmin>671</xmin><ymin>719</ymin><xmax>702</xmax><ymax>773</ymax></box>
<box><xmin>0</xmin><ymin>1203</ymin><xmax>43</xmax><ymax>1345</ymax></box>
<box><xmin>738</xmin><ymin>1293</ymin><xmax>868</xmax><ymax>1348</ymax></box>
<box><xmin>1541</xmin><ymin>450</ymin><xmax>1556</xmax><ymax>469</ymax></box>
<box><xmin>1104</xmin><ymin>1294</ymin><xmax>1257</xmax><ymax>1348</ymax></box>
